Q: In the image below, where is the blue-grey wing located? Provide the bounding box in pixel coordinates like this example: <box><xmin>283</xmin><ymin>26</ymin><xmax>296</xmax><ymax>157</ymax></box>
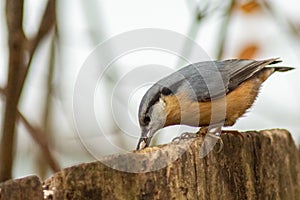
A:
<box><xmin>138</xmin><ymin>58</ymin><xmax>280</xmax><ymax>122</ymax></box>
<box><xmin>157</xmin><ymin>58</ymin><xmax>280</xmax><ymax>101</ymax></box>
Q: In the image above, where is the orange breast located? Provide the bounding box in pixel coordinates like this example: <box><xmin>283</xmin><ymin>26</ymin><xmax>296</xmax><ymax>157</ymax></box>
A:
<box><xmin>163</xmin><ymin>69</ymin><xmax>273</xmax><ymax>127</ymax></box>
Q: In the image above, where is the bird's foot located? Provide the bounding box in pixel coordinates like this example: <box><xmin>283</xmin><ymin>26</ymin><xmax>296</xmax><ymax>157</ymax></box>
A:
<box><xmin>197</xmin><ymin>127</ymin><xmax>209</xmax><ymax>136</ymax></box>
<box><xmin>197</xmin><ymin>126</ymin><xmax>222</xmax><ymax>136</ymax></box>
<box><xmin>171</xmin><ymin>126</ymin><xmax>224</xmax><ymax>155</ymax></box>
<box><xmin>199</xmin><ymin>133</ymin><xmax>224</xmax><ymax>158</ymax></box>
<box><xmin>172</xmin><ymin>132</ymin><xmax>197</xmax><ymax>143</ymax></box>
<box><xmin>207</xmin><ymin>133</ymin><xmax>224</xmax><ymax>153</ymax></box>
<box><xmin>198</xmin><ymin>125</ymin><xmax>224</xmax><ymax>157</ymax></box>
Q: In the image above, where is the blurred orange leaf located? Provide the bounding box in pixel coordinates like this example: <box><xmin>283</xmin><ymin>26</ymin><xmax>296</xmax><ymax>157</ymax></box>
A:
<box><xmin>237</xmin><ymin>44</ymin><xmax>259</xmax><ymax>59</ymax></box>
<box><xmin>239</xmin><ymin>1</ymin><xmax>261</xmax><ymax>14</ymax></box>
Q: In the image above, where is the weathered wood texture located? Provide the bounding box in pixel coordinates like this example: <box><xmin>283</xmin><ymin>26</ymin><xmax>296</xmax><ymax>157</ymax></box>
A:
<box><xmin>0</xmin><ymin>175</ymin><xmax>43</xmax><ymax>200</ymax></box>
<box><xmin>41</xmin><ymin>129</ymin><xmax>300</xmax><ymax>200</ymax></box>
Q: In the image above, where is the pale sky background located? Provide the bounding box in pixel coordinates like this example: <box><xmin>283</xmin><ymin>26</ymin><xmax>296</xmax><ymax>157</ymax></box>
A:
<box><xmin>0</xmin><ymin>0</ymin><xmax>300</xmax><ymax>178</ymax></box>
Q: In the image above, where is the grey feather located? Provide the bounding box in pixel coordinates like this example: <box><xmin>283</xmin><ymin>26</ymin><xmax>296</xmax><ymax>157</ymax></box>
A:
<box><xmin>138</xmin><ymin>58</ymin><xmax>281</xmax><ymax>125</ymax></box>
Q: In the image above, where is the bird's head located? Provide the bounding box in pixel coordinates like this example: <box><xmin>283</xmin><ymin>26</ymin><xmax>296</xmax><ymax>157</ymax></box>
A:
<box><xmin>136</xmin><ymin>83</ymin><xmax>178</xmax><ymax>150</ymax></box>
<box><xmin>137</xmin><ymin>95</ymin><xmax>167</xmax><ymax>150</ymax></box>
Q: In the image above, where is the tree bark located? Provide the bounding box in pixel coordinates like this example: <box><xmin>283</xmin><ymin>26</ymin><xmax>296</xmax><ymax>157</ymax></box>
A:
<box><xmin>41</xmin><ymin>129</ymin><xmax>300</xmax><ymax>200</ymax></box>
<box><xmin>0</xmin><ymin>175</ymin><xmax>43</xmax><ymax>200</ymax></box>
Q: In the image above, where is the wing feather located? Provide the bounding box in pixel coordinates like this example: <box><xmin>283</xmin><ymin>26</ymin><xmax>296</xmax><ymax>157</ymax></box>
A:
<box><xmin>157</xmin><ymin>58</ymin><xmax>281</xmax><ymax>101</ymax></box>
<box><xmin>139</xmin><ymin>58</ymin><xmax>281</xmax><ymax>121</ymax></box>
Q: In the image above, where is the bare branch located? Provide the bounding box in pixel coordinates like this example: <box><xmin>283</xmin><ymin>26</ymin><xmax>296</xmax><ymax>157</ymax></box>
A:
<box><xmin>0</xmin><ymin>0</ymin><xmax>57</xmax><ymax>182</ymax></box>
<box><xmin>17</xmin><ymin>112</ymin><xmax>60</xmax><ymax>172</ymax></box>
<box><xmin>0</xmin><ymin>0</ymin><xmax>26</xmax><ymax>182</ymax></box>
<box><xmin>36</xmin><ymin>33</ymin><xmax>58</xmax><ymax>177</ymax></box>
<box><xmin>216</xmin><ymin>0</ymin><xmax>235</xmax><ymax>60</ymax></box>
<box><xmin>262</xmin><ymin>1</ymin><xmax>300</xmax><ymax>44</ymax></box>
<box><xmin>0</xmin><ymin>86</ymin><xmax>5</xmax><ymax>97</ymax></box>
<box><xmin>0</xmin><ymin>86</ymin><xmax>60</xmax><ymax>173</ymax></box>
<box><xmin>0</xmin><ymin>87</ymin><xmax>60</xmax><ymax>171</ymax></box>
<box><xmin>17</xmin><ymin>0</ymin><xmax>56</xmax><ymax>100</ymax></box>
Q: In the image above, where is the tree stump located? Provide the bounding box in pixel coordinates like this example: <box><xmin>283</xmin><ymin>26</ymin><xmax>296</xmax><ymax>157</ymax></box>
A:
<box><xmin>40</xmin><ymin>129</ymin><xmax>300</xmax><ymax>200</ymax></box>
<box><xmin>0</xmin><ymin>175</ymin><xmax>43</xmax><ymax>200</ymax></box>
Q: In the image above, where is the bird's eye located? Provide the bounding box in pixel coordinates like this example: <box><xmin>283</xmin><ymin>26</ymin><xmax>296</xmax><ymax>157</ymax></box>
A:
<box><xmin>144</xmin><ymin>116</ymin><xmax>151</xmax><ymax>124</ymax></box>
<box><xmin>161</xmin><ymin>87</ymin><xmax>172</xmax><ymax>95</ymax></box>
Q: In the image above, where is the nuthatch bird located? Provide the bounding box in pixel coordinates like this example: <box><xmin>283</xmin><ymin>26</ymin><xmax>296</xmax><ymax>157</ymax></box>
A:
<box><xmin>136</xmin><ymin>58</ymin><xmax>294</xmax><ymax>150</ymax></box>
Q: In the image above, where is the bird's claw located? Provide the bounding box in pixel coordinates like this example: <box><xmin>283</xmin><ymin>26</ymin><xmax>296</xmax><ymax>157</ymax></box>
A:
<box><xmin>207</xmin><ymin>133</ymin><xmax>224</xmax><ymax>153</ymax></box>
<box><xmin>199</xmin><ymin>132</ymin><xmax>224</xmax><ymax>158</ymax></box>
<box><xmin>172</xmin><ymin>132</ymin><xmax>196</xmax><ymax>142</ymax></box>
<box><xmin>172</xmin><ymin>131</ymin><xmax>224</xmax><ymax>154</ymax></box>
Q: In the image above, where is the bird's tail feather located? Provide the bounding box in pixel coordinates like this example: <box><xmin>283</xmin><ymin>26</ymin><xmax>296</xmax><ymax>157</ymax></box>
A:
<box><xmin>272</xmin><ymin>66</ymin><xmax>295</xmax><ymax>72</ymax></box>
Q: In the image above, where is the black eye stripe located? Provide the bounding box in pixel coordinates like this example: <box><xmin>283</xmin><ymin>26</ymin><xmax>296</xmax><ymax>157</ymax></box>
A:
<box><xmin>144</xmin><ymin>116</ymin><xmax>150</xmax><ymax>123</ymax></box>
<box><xmin>142</xmin><ymin>86</ymin><xmax>173</xmax><ymax>125</ymax></box>
<box><xmin>161</xmin><ymin>87</ymin><xmax>173</xmax><ymax>95</ymax></box>
<box><xmin>143</xmin><ymin>115</ymin><xmax>151</xmax><ymax>125</ymax></box>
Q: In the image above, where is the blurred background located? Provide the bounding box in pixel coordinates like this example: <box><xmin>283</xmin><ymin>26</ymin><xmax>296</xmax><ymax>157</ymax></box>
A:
<box><xmin>0</xmin><ymin>0</ymin><xmax>299</xmax><ymax>181</ymax></box>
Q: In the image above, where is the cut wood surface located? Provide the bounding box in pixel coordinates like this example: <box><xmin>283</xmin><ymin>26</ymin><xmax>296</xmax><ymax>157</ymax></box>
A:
<box><xmin>43</xmin><ymin>129</ymin><xmax>300</xmax><ymax>200</ymax></box>
<box><xmin>1</xmin><ymin>129</ymin><xmax>300</xmax><ymax>200</ymax></box>
<box><xmin>0</xmin><ymin>175</ymin><xmax>43</xmax><ymax>200</ymax></box>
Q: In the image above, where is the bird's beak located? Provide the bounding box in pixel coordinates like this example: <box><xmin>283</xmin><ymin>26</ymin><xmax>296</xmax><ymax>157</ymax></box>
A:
<box><xmin>136</xmin><ymin>135</ymin><xmax>152</xmax><ymax>150</ymax></box>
